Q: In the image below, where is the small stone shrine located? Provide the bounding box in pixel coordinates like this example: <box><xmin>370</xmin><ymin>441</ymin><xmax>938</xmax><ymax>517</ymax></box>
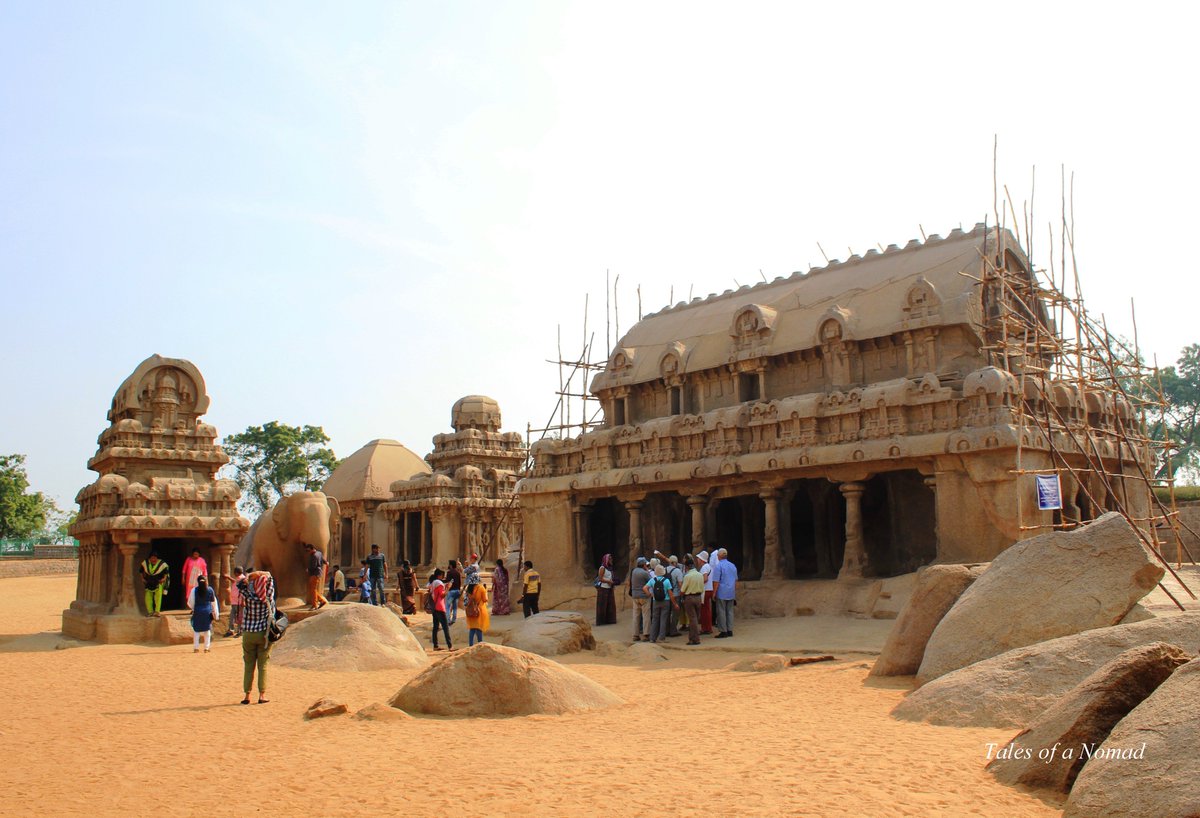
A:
<box><xmin>63</xmin><ymin>354</ymin><xmax>249</xmax><ymax>643</ymax></box>
<box><xmin>380</xmin><ymin>396</ymin><xmax>527</xmax><ymax>569</ymax></box>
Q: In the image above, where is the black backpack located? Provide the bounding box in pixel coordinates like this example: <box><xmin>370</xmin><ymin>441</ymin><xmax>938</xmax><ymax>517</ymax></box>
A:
<box><xmin>652</xmin><ymin>576</ymin><xmax>667</xmax><ymax>602</ymax></box>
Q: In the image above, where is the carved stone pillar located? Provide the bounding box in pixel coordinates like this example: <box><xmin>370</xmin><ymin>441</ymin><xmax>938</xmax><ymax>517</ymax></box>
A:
<box><xmin>625</xmin><ymin>500</ymin><xmax>643</xmax><ymax>562</ymax></box>
<box><xmin>76</xmin><ymin>544</ymin><xmax>90</xmax><ymax>603</ymax></box>
<box><xmin>86</xmin><ymin>544</ymin><xmax>100</xmax><ymax>602</ymax></box>
<box><xmin>571</xmin><ymin>504</ymin><xmax>590</xmax><ymax>566</ymax></box>
<box><xmin>116</xmin><ymin>543</ymin><xmax>139</xmax><ymax>613</ymax></box>
<box><xmin>838</xmin><ymin>482</ymin><xmax>867</xmax><ymax>580</ymax></box>
<box><xmin>214</xmin><ymin>544</ymin><xmax>235</xmax><ymax>606</ymax></box>
<box><xmin>687</xmin><ymin>495</ymin><xmax>707</xmax><ymax>551</ymax></box>
<box><xmin>924</xmin><ymin>476</ymin><xmax>939</xmax><ymax>556</ymax></box>
<box><xmin>760</xmin><ymin>489</ymin><xmax>782</xmax><ymax>579</ymax></box>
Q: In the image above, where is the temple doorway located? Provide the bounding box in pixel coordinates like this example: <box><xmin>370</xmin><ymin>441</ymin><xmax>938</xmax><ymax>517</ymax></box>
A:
<box><xmin>586</xmin><ymin>498</ymin><xmax>630</xmax><ymax>582</ymax></box>
<box><xmin>785</xmin><ymin>480</ymin><xmax>845</xmax><ymax>578</ymax></box>
<box><xmin>641</xmin><ymin>492</ymin><xmax>691</xmax><ymax>559</ymax></box>
<box><xmin>713</xmin><ymin>495</ymin><xmax>765</xmax><ymax>580</ymax></box>
<box><xmin>860</xmin><ymin>470</ymin><xmax>937</xmax><ymax>576</ymax></box>
<box><xmin>144</xmin><ymin>538</ymin><xmax>212</xmax><ymax>612</ymax></box>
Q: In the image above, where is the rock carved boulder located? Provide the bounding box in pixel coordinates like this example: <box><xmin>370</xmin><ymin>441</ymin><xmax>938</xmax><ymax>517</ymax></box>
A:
<box><xmin>917</xmin><ymin>513</ymin><xmax>1163</xmax><ymax>683</ymax></box>
<box><xmin>1064</xmin><ymin>657</ymin><xmax>1200</xmax><ymax>817</ymax></box>
<box><xmin>388</xmin><ymin>642</ymin><xmax>622</xmax><ymax>717</ymax></box>
<box><xmin>871</xmin><ymin>564</ymin><xmax>984</xmax><ymax>677</ymax></box>
<box><xmin>304</xmin><ymin>697</ymin><xmax>348</xmax><ymax>720</ymax></box>
<box><xmin>500</xmin><ymin>610</ymin><xmax>595</xmax><ymax>656</ymax></box>
<box><xmin>986</xmin><ymin>642</ymin><xmax>1192</xmax><ymax>792</ymax></box>
<box><xmin>893</xmin><ymin>611</ymin><xmax>1200</xmax><ymax>728</ymax></box>
<box><xmin>272</xmin><ymin>603</ymin><xmax>429</xmax><ymax>672</ymax></box>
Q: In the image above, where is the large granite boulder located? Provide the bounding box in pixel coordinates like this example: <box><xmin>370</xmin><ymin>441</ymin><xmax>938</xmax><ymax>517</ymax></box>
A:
<box><xmin>871</xmin><ymin>564</ymin><xmax>984</xmax><ymax>677</ymax></box>
<box><xmin>986</xmin><ymin>642</ymin><xmax>1192</xmax><ymax>792</ymax></box>
<box><xmin>917</xmin><ymin>513</ymin><xmax>1163</xmax><ymax>683</ymax></box>
<box><xmin>893</xmin><ymin>611</ymin><xmax>1200</xmax><ymax>728</ymax></box>
<box><xmin>501</xmin><ymin>610</ymin><xmax>595</xmax><ymax>656</ymax></box>
<box><xmin>1064</xmin><ymin>657</ymin><xmax>1200</xmax><ymax>817</ymax></box>
<box><xmin>272</xmin><ymin>603</ymin><xmax>429</xmax><ymax>671</ymax></box>
<box><xmin>388</xmin><ymin>643</ymin><xmax>622</xmax><ymax>717</ymax></box>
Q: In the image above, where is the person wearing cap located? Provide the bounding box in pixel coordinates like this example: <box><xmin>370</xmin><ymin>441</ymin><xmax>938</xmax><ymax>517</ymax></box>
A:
<box><xmin>694</xmin><ymin>550</ymin><xmax>714</xmax><ymax>635</ymax></box>
<box><xmin>712</xmin><ymin>547</ymin><xmax>738</xmax><ymax>638</ymax></box>
<box><xmin>666</xmin><ymin>556</ymin><xmax>684</xmax><ymax>637</ymax></box>
<box><xmin>678</xmin><ymin>556</ymin><xmax>706</xmax><ymax>645</ymax></box>
<box><xmin>643</xmin><ymin>564</ymin><xmax>678</xmax><ymax>644</ymax></box>
<box><xmin>628</xmin><ymin>556</ymin><xmax>650</xmax><ymax>641</ymax></box>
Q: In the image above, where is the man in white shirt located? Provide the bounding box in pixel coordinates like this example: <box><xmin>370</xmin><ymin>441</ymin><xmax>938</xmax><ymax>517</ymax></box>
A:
<box><xmin>696</xmin><ymin>549</ymin><xmax>715</xmax><ymax>635</ymax></box>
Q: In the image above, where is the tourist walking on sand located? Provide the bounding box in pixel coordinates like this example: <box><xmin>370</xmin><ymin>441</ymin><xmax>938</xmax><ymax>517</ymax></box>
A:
<box><xmin>366</xmin><ymin>543</ymin><xmax>387</xmax><ymax>606</ymax></box>
<box><xmin>713</xmin><ymin>547</ymin><xmax>738</xmax><ymax>638</ymax></box>
<box><xmin>491</xmin><ymin>558</ymin><xmax>511</xmax><ymax>615</ymax></box>
<box><xmin>644</xmin><ymin>564</ymin><xmax>678</xmax><ymax>644</ymax></box>
<box><xmin>446</xmin><ymin>560</ymin><xmax>463</xmax><ymax>624</ymax></box>
<box><xmin>428</xmin><ymin>568</ymin><xmax>452</xmax><ymax>651</ymax></box>
<box><xmin>679</xmin><ymin>557</ymin><xmax>705</xmax><ymax>645</ymax></box>
<box><xmin>182</xmin><ymin>548</ymin><xmax>207</xmax><ymax>610</ymax></box>
<box><xmin>187</xmin><ymin>574</ymin><xmax>219</xmax><ymax>653</ymax></box>
<box><xmin>140</xmin><ymin>550</ymin><xmax>169</xmax><ymax>616</ymax></box>
<box><xmin>304</xmin><ymin>543</ymin><xmax>328</xmax><ymax>610</ymax></box>
<box><xmin>521</xmin><ymin>560</ymin><xmax>541</xmax><ymax>618</ymax></box>
<box><xmin>629</xmin><ymin>556</ymin><xmax>650</xmax><ymax>641</ymax></box>
<box><xmin>398</xmin><ymin>560</ymin><xmax>416</xmax><ymax>614</ymax></box>
<box><xmin>464</xmin><ymin>578</ymin><xmax>489</xmax><ymax>646</ymax></box>
<box><xmin>595</xmin><ymin>553</ymin><xmax>617</xmax><ymax>626</ymax></box>
<box><xmin>695</xmin><ymin>550</ymin><xmax>714</xmax><ymax>635</ymax></box>
<box><xmin>237</xmin><ymin>569</ymin><xmax>276</xmax><ymax>704</ymax></box>
<box><xmin>225</xmin><ymin>565</ymin><xmax>245</xmax><ymax>637</ymax></box>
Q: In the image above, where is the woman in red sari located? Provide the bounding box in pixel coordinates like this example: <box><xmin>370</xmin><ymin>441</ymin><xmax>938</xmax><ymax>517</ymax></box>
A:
<box><xmin>491</xmin><ymin>558</ymin><xmax>512</xmax><ymax>615</ymax></box>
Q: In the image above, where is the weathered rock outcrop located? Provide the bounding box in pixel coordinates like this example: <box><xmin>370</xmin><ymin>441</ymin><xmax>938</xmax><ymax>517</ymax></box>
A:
<box><xmin>893</xmin><ymin>611</ymin><xmax>1200</xmax><ymax>728</ymax></box>
<box><xmin>272</xmin><ymin>603</ymin><xmax>429</xmax><ymax>672</ymax></box>
<box><xmin>1064</xmin><ymin>657</ymin><xmax>1200</xmax><ymax>817</ymax></box>
<box><xmin>871</xmin><ymin>564</ymin><xmax>984</xmax><ymax>677</ymax></box>
<box><xmin>353</xmin><ymin>702</ymin><xmax>412</xmax><ymax>722</ymax></box>
<box><xmin>501</xmin><ymin>610</ymin><xmax>595</xmax><ymax>656</ymax></box>
<box><xmin>388</xmin><ymin>643</ymin><xmax>622</xmax><ymax>717</ymax></box>
<box><xmin>986</xmin><ymin>642</ymin><xmax>1192</xmax><ymax>792</ymax></box>
<box><xmin>917</xmin><ymin>513</ymin><xmax>1163</xmax><ymax>683</ymax></box>
<box><xmin>727</xmin><ymin>654</ymin><xmax>790</xmax><ymax>673</ymax></box>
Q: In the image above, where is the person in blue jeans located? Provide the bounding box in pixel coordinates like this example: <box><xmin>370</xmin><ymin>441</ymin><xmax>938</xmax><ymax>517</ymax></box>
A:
<box><xmin>446</xmin><ymin>560</ymin><xmax>463</xmax><ymax>624</ymax></box>
<box><xmin>365</xmin><ymin>543</ymin><xmax>387</xmax><ymax>606</ymax></box>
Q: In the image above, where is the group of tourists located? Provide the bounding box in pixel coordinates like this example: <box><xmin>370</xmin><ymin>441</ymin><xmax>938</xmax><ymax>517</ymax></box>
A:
<box><xmin>596</xmin><ymin>546</ymin><xmax>739</xmax><ymax>644</ymax></box>
<box><xmin>420</xmin><ymin>555</ymin><xmax>542</xmax><ymax>650</ymax></box>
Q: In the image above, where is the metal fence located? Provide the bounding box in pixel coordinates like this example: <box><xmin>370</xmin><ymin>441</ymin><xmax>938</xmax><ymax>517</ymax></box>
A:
<box><xmin>0</xmin><ymin>539</ymin><xmax>79</xmax><ymax>556</ymax></box>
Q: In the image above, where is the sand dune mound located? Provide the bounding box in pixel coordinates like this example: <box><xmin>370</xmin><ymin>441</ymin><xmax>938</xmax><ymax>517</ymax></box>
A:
<box><xmin>388</xmin><ymin>642</ymin><xmax>623</xmax><ymax>716</ymax></box>
<box><xmin>272</xmin><ymin>604</ymin><xmax>430</xmax><ymax>672</ymax></box>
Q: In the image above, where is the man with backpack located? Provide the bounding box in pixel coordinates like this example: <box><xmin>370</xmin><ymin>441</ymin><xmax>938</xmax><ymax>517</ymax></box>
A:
<box><xmin>628</xmin><ymin>556</ymin><xmax>650</xmax><ymax>641</ymax></box>
<box><xmin>643</xmin><ymin>564</ymin><xmax>677</xmax><ymax>644</ymax></box>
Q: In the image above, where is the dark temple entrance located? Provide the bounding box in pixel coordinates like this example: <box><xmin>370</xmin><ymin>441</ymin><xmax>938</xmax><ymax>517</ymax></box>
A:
<box><xmin>642</xmin><ymin>492</ymin><xmax>691</xmax><ymax>559</ymax></box>
<box><xmin>713</xmin><ymin>495</ymin><xmax>766</xmax><ymax>580</ymax></box>
<box><xmin>586</xmin><ymin>497</ymin><xmax>630</xmax><ymax>583</ymax></box>
<box><xmin>860</xmin><ymin>471</ymin><xmax>937</xmax><ymax>576</ymax></box>
<box><xmin>784</xmin><ymin>480</ymin><xmax>846</xmax><ymax>579</ymax></box>
<box><xmin>143</xmin><ymin>538</ymin><xmax>214</xmax><ymax>612</ymax></box>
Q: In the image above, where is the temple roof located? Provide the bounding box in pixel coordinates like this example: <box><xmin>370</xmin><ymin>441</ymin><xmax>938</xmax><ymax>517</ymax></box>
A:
<box><xmin>322</xmin><ymin>439</ymin><xmax>431</xmax><ymax>502</ymax></box>
<box><xmin>592</xmin><ymin>224</ymin><xmax>1028</xmax><ymax>391</ymax></box>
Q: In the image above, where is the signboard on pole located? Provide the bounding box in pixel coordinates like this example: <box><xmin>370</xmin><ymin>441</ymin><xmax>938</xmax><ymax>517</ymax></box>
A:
<box><xmin>1036</xmin><ymin>473</ymin><xmax>1062</xmax><ymax>511</ymax></box>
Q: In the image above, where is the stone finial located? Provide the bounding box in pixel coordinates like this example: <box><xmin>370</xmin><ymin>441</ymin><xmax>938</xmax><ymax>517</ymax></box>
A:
<box><xmin>451</xmin><ymin>395</ymin><xmax>502</xmax><ymax>433</ymax></box>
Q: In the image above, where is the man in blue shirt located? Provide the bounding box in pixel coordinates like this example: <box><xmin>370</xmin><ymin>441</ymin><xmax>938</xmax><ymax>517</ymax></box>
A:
<box><xmin>712</xmin><ymin>547</ymin><xmax>738</xmax><ymax>638</ymax></box>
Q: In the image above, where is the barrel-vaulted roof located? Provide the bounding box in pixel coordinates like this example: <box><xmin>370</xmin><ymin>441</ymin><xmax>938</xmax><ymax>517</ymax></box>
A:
<box><xmin>592</xmin><ymin>224</ymin><xmax>1027</xmax><ymax>391</ymax></box>
<box><xmin>322</xmin><ymin>439</ymin><xmax>431</xmax><ymax>503</ymax></box>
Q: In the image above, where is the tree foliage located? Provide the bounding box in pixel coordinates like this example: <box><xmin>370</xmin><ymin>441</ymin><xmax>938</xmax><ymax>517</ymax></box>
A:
<box><xmin>0</xmin><ymin>454</ymin><xmax>51</xmax><ymax>539</ymax></box>
<box><xmin>1157</xmin><ymin>344</ymin><xmax>1200</xmax><ymax>480</ymax></box>
<box><xmin>223</xmin><ymin>422</ymin><xmax>339</xmax><ymax>516</ymax></box>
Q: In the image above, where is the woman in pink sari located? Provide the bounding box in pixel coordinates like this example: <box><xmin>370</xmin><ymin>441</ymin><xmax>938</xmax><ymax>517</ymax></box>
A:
<box><xmin>491</xmin><ymin>558</ymin><xmax>512</xmax><ymax>615</ymax></box>
<box><xmin>182</xmin><ymin>549</ymin><xmax>208</xmax><ymax>609</ymax></box>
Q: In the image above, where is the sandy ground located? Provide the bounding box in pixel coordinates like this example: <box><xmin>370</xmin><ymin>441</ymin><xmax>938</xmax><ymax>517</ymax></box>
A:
<box><xmin>0</xmin><ymin>575</ymin><xmax>1063</xmax><ymax>818</ymax></box>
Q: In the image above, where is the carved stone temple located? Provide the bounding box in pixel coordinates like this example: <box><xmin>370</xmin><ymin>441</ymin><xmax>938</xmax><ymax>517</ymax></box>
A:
<box><xmin>322</xmin><ymin>438</ymin><xmax>430</xmax><ymax>568</ymax></box>
<box><xmin>379</xmin><ymin>396</ymin><xmax>527</xmax><ymax>570</ymax></box>
<box><xmin>63</xmin><ymin>355</ymin><xmax>249</xmax><ymax>643</ymax></box>
<box><xmin>519</xmin><ymin>225</ymin><xmax>1151</xmax><ymax>610</ymax></box>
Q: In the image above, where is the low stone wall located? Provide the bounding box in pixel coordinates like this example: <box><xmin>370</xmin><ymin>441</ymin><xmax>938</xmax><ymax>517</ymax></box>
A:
<box><xmin>0</xmin><ymin>559</ymin><xmax>79</xmax><ymax>579</ymax></box>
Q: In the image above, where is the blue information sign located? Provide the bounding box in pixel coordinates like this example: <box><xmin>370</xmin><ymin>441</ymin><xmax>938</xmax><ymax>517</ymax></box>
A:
<box><xmin>1036</xmin><ymin>473</ymin><xmax>1062</xmax><ymax>511</ymax></box>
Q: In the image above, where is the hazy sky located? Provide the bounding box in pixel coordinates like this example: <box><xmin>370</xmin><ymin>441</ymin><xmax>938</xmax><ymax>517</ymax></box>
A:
<box><xmin>3</xmin><ymin>1</ymin><xmax>1198</xmax><ymax>509</ymax></box>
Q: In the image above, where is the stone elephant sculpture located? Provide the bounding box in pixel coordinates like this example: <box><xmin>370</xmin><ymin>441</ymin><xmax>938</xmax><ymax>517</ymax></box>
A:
<box><xmin>234</xmin><ymin>491</ymin><xmax>340</xmax><ymax>601</ymax></box>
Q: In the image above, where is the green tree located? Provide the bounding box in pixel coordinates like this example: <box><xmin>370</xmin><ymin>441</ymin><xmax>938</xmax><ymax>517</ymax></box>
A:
<box><xmin>223</xmin><ymin>423</ymin><xmax>339</xmax><ymax>516</ymax></box>
<box><xmin>1157</xmin><ymin>344</ymin><xmax>1200</xmax><ymax>480</ymax></box>
<box><xmin>0</xmin><ymin>454</ymin><xmax>50</xmax><ymax>539</ymax></box>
